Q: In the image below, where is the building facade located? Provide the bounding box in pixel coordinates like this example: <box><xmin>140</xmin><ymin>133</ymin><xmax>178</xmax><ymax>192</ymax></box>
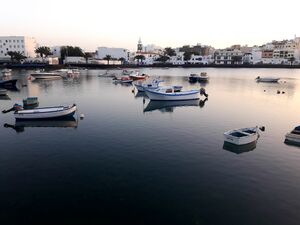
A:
<box><xmin>96</xmin><ymin>47</ymin><xmax>129</xmax><ymax>61</ymax></box>
<box><xmin>0</xmin><ymin>36</ymin><xmax>37</xmax><ymax>60</ymax></box>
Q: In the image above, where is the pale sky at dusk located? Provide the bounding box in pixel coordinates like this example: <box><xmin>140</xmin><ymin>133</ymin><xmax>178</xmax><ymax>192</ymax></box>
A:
<box><xmin>1</xmin><ymin>0</ymin><xmax>300</xmax><ymax>51</ymax></box>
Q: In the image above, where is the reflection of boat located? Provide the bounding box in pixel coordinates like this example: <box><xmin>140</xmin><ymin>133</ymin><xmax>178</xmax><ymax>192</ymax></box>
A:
<box><xmin>223</xmin><ymin>141</ymin><xmax>257</xmax><ymax>154</ymax></box>
<box><xmin>4</xmin><ymin>117</ymin><xmax>78</xmax><ymax>133</ymax></box>
<box><xmin>0</xmin><ymin>79</ymin><xmax>17</xmax><ymax>88</ymax></box>
<box><xmin>144</xmin><ymin>99</ymin><xmax>199</xmax><ymax>112</ymax></box>
<box><xmin>285</xmin><ymin>126</ymin><xmax>300</xmax><ymax>146</ymax></box>
<box><xmin>134</xmin><ymin>78</ymin><xmax>163</xmax><ymax>92</ymax></box>
<box><xmin>2</xmin><ymin>69</ymin><xmax>12</xmax><ymax>77</ymax></box>
<box><xmin>145</xmin><ymin>86</ymin><xmax>198</xmax><ymax>101</ymax></box>
<box><xmin>224</xmin><ymin>127</ymin><xmax>259</xmax><ymax>145</ymax></box>
<box><xmin>0</xmin><ymin>88</ymin><xmax>8</xmax><ymax>96</ymax></box>
<box><xmin>135</xmin><ymin>91</ymin><xmax>147</xmax><ymax>99</ymax></box>
<box><xmin>256</xmin><ymin>76</ymin><xmax>280</xmax><ymax>83</ymax></box>
<box><xmin>14</xmin><ymin>104</ymin><xmax>77</xmax><ymax>120</ymax></box>
<box><xmin>31</xmin><ymin>70</ymin><xmax>62</xmax><ymax>79</ymax></box>
<box><xmin>198</xmin><ymin>72</ymin><xmax>209</xmax><ymax>82</ymax></box>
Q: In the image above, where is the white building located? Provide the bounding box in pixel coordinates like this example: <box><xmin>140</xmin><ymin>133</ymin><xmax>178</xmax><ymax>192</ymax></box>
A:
<box><xmin>0</xmin><ymin>36</ymin><xmax>37</xmax><ymax>60</ymax></box>
<box><xmin>188</xmin><ymin>55</ymin><xmax>214</xmax><ymax>65</ymax></box>
<box><xmin>96</xmin><ymin>47</ymin><xmax>129</xmax><ymax>61</ymax></box>
<box><xmin>50</xmin><ymin>46</ymin><xmax>62</xmax><ymax>58</ymax></box>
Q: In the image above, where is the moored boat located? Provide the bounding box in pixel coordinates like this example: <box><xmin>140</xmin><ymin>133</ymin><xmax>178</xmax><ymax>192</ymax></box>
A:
<box><xmin>129</xmin><ymin>72</ymin><xmax>149</xmax><ymax>80</ymax></box>
<box><xmin>134</xmin><ymin>78</ymin><xmax>164</xmax><ymax>92</ymax></box>
<box><xmin>13</xmin><ymin>104</ymin><xmax>77</xmax><ymax>120</ymax></box>
<box><xmin>144</xmin><ymin>86</ymin><xmax>198</xmax><ymax>101</ymax></box>
<box><xmin>256</xmin><ymin>76</ymin><xmax>280</xmax><ymax>82</ymax></box>
<box><xmin>198</xmin><ymin>72</ymin><xmax>209</xmax><ymax>82</ymax></box>
<box><xmin>285</xmin><ymin>126</ymin><xmax>300</xmax><ymax>146</ymax></box>
<box><xmin>224</xmin><ymin>127</ymin><xmax>259</xmax><ymax>145</ymax></box>
<box><xmin>189</xmin><ymin>74</ymin><xmax>199</xmax><ymax>83</ymax></box>
<box><xmin>31</xmin><ymin>70</ymin><xmax>62</xmax><ymax>79</ymax></box>
<box><xmin>113</xmin><ymin>76</ymin><xmax>133</xmax><ymax>83</ymax></box>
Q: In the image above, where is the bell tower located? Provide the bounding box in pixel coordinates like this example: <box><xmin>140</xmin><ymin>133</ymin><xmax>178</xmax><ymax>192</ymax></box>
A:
<box><xmin>137</xmin><ymin>37</ymin><xmax>143</xmax><ymax>52</ymax></box>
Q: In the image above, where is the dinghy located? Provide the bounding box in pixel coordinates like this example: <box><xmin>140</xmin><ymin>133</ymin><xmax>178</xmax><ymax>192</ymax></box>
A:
<box><xmin>144</xmin><ymin>86</ymin><xmax>198</xmax><ymax>101</ymax></box>
<box><xmin>224</xmin><ymin>127</ymin><xmax>259</xmax><ymax>145</ymax></box>
<box><xmin>189</xmin><ymin>74</ymin><xmax>199</xmax><ymax>83</ymax></box>
<box><xmin>198</xmin><ymin>72</ymin><xmax>209</xmax><ymax>82</ymax></box>
<box><xmin>13</xmin><ymin>104</ymin><xmax>77</xmax><ymax>120</ymax></box>
<box><xmin>285</xmin><ymin>126</ymin><xmax>300</xmax><ymax>146</ymax></box>
<box><xmin>129</xmin><ymin>72</ymin><xmax>149</xmax><ymax>80</ymax></box>
<box><xmin>255</xmin><ymin>76</ymin><xmax>280</xmax><ymax>82</ymax></box>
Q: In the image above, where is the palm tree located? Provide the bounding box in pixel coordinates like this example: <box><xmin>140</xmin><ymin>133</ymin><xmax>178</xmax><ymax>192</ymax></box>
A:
<box><xmin>6</xmin><ymin>51</ymin><xmax>26</xmax><ymax>63</ymax></box>
<box><xmin>84</xmin><ymin>52</ymin><xmax>92</xmax><ymax>64</ymax></box>
<box><xmin>7</xmin><ymin>51</ymin><xmax>15</xmax><ymax>63</ymax></box>
<box><xmin>35</xmin><ymin>46</ymin><xmax>52</xmax><ymax>58</ymax></box>
<box><xmin>103</xmin><ymin>55</ymin><xmax>112</xmax><ymax>65</ymax></box>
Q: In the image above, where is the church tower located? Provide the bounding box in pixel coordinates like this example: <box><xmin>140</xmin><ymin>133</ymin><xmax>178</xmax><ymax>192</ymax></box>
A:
<box><xmin>137</xmin><ymin>37</ymin><xmax>143</xmax><ymax>52</ymax></box>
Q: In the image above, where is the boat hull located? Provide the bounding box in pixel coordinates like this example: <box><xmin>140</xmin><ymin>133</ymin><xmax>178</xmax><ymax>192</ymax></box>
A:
<box><xmin>145</xmin><ymin>89</ymin><xmax>200</xmax><ymax>101</ymax></box>
<box><xmin>256</xmin><ymin>78</ymin><xmax>280</xmax><ymax>82</ymax></box>
<box><xmin>0</xmin><ymin>79</ymin><xmax>17</xmax><ymax>87</ymax></box>
<box><xmin>224</xmin><ymin>128</ymin><xmax>258</xmax><ymax>145</ymax></box>
<box><xmin>14</xmin><ymin>105</ymin><xmax>76</xmax><ymax>120</ymax></box>
<box><xmin>284</xmin><ymin>133</ymin><xmax>300</xmax><ymax>146</ymax></box>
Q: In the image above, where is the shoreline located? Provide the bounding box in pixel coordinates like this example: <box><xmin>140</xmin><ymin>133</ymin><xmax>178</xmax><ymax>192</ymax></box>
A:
<box><xmin>1</xmin><ymin>63</ymin><xmax>300</xmax><ymax>70</ymax></box>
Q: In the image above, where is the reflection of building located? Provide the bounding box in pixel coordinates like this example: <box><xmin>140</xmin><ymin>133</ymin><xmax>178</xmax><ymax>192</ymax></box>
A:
<box><xmin>0</xmin><ymin>36</ymin><xmax>37</xmax><ymax>61</ymax></box>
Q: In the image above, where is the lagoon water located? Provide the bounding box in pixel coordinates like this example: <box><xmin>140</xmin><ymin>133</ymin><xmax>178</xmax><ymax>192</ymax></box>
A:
<box><xmin>1</xmin><ymin>68</ymin><xmax>300</xmax><ymax>225</ymax></box>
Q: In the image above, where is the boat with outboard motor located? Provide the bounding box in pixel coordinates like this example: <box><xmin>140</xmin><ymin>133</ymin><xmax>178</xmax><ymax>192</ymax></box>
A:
<box><xmin>285</xmin><ymin>126</ymin><xmax>300</xmax><ymax>146</ymax></box>
<box><xmin>144</xmin><ymin>86</ymin><xmax>198</xmax><ymax>101</ymax></box>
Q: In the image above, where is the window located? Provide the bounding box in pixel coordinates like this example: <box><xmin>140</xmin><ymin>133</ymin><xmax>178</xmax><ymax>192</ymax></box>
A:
<box><xmin>8</xmin><ymin>40</ymin><xmax>11</xmax><ymax>43</ymax></box>
<box><xmin>17</xmin><ymin>40</ymin><xmax>19</xmax><ymax>43</ymax></box>
<box><xmin>13</xmin><ymin>40</ymin><xmax>15</xmax><ymax>42</ymax></box>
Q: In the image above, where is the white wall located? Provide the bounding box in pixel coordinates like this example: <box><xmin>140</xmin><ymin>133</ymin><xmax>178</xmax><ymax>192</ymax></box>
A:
<box><xmin>96</xmin><ymin>47</ymin><xmax>129</xmax><ymax>60</ymax></box>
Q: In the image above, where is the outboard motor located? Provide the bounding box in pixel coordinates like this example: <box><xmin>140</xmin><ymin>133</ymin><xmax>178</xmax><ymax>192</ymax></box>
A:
<box><xmin>200</xmin><ymin>88</ymin><xmax>208</xmax><ymax>97</ymax></box>
<box><xmin>2</xmin><ymin>103</ymin><xmax>23</xmax><ymax>114</ymax></box>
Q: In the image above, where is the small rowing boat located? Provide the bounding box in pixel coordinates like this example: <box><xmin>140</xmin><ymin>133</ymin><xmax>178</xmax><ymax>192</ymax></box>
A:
<box><xmin>145</xmin><ymin>86</ymin><xmax>198</xmax><ymax>101</ymax></box>
<box><xmin>224</xmin><ymin>127</ymin><xmax>259</xmax><ymax>145</ymax></box>
<box><xmin>255</xmin><ymin>76</ymin><xmax>280</xmax><ymax>82</ymax></box>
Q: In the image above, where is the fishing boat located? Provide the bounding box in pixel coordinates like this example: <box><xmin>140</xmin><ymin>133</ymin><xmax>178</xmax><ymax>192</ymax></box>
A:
<box><xmin>143</xmin><ymin>99</ymin><xmax>199</xmax><ymax>113</ymax></box>
<box><xmin>12</xmin><ymin>104</ymin><xmax>77</xmax><ymax>120</ymax></box>
<box><xmin>144</xmin><ymin>86</ymin><xmax>198</xmax><ymax>101</ymax></box>
<box><xmin>198</xmin><ymin>72</ymin><xmax>209</xmax><ymax>82</ymax></box>
<box><xmin>0</xmin><ymin>88</ymin><xmax>8</xmax><ymax>96</ymax></box>
<box><xmin>31</xmin><ymin>70</ymin><xmax>62</xmax><ymax>79</ymax></box>
<box><xmin>224</xmin><ymin>127</ymin><xmax>259</xmax><ymax>145</ymax></box>
<box><xmin>0</xmin><ymin>79</ymin><xmax>17</xmax><ymax>88</ymax></box>
<box><xmin>189</xmin><ymin>74</ymin><xmax>199</xmax><ymax>82</ymax></box>
<box><xmin>129</xmin><ymin>72</ymin><xmax>149</xmax><ymax>80</ymax></box>
<box><xmin>284</xmin><ymin>126</ymin><xmax>300</xmax><ymax>146</ymax></box>
<box><xmin>113</xmin><ymin>76</ymin><xmax>133</xmax><ymax>83</ymax></box>
<box><xmin>255</xmin><ymin>76</ymin><xmax>280</xmax><ymax>82</ymax></box>
<box><xmin>134</xmin><ymin>78</ymin><xmax>164</xmax><ymax>92</ymax></box>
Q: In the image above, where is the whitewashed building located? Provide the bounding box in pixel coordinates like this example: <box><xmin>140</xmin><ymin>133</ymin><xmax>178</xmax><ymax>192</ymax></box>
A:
<box><xmin>188</xmin><ymin>55</ymin><xmax>214</xmax><ymax>65</ymax></box>
<box><xmin>0</xmin><ymin>36</ymin><xmax>37</xmax><ymax>60</ymax></box>
<box><xmin>96</xmin><ymin>47</ymin><xmax>129</xmax><ymax>61</ymax></box>
<box><xmin>50</xmin><ymin>46</ymin><xmax>62</xmax><ymax>58</ymax></box>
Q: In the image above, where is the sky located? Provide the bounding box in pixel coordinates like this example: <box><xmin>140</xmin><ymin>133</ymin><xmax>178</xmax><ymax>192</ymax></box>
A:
<box><xmin>1</xmin><ymin>0</ymin><xmax>300</xmax><ymax>51</ymax></box>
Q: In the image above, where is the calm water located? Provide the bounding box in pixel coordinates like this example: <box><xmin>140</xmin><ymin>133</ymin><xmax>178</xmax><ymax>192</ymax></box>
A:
<box><xmin>1</xmin><ymin>68</ymin><xmax>300</xmax><ymax>225</ymax></box>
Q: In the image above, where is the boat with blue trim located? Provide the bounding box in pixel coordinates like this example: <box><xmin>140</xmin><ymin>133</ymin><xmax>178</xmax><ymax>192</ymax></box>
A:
<box><xmin>144</xmin><ymin>86</ymin><xmax>199</xmax><ymax>101</ymax></box>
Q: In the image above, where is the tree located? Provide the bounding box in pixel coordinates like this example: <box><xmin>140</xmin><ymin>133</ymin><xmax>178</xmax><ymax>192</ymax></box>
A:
<box><xmin>288</xmin><ymin>56</ymin><xmax>295</xmax><ymax>66</ymax></box>
<box><xmin>156</xmin><ymin>55</ymin><xmax>170</xmax><ymax>63</ymax></box>
<box><xmin>60</xmin><ymin>46</ymin><xmax>84</xmax><ymax>61</ymax></box>
<box><xmin>103</xmin><ymin>55</ymin><xmax>112</xmax><ymax>65</ymax></box>
<box><xmin>84</xmin><ymin>52</ymin><xmax>92</xmax><ymax>64</ymax></box>
<box><xmin>119</xmin><ymin>57</ymin><xmax>126</xmax><ymax>65</ymax></box>
<box><xmin>184</xmin><ymin>52</ymin><xmax>192</xmax><ymax>61</ymax></box>
<box><xmin>164</xmin><ymin>47</ymin><xmax>176</xmax><ymax>57</ymax></box>
<box><xmin>134</xmin><ymin>55</ymin><xmax>145</xmax><ymax>64</ymax></box>
<box><xmin>7</xmin><ymin>51</ymin><xmax>26</xmax><ymax>63</ymax></box>
<box><xmin>35</xmin><ymin>46</ymin><xmax>52</xmax><ymax>58</ymax></box>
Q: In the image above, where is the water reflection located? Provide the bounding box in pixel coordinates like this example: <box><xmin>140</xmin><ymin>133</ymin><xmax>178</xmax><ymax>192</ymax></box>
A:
<box><xmin>4</xmin><ymin>117</ymin><xmax>78</xmax><ymax>133</ymax></box>
<box><xmin>0</xmin><ymin>95</ymin><xmax>11</xmax><ymax>100</ymax></box>
<box><xmin>223</xmin><ymin>141</ymin><xmax>257</xmax><ymax>154</ymax></box>
<box><xmin>143</xmin><ymin>99</ymin><xmax>201</xmax><ymax>113</ymax></box>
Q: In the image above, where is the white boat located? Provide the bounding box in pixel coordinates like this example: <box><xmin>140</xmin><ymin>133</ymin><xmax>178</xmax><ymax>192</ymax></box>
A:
<box><xmin>14</xmin><ymin>104</ymin><xmax>77</xmax><ymax>120</ymax></box>
<box><xmin>224</xmin><ymin>127</ymin><xmax>259</xmax><ymax>145</ymax></box>
<box><xmin>31</xmin><ymin>70</ymin><xmax>62</xmax><ymax>79</ymax></box>
<box><xmin>285</xmin><ymin>126</ymin><xmax>300</xmax><ymax>146</ymax></box>
<box><xmin>189</xmin><ymin>74</ymin><xmax>199</xmax><ymax>82</ymax></box>
<box><xmin>198</xmin><ymin>72</ymin><xmax>209</xmax><ymax>82</ymax></box>
<box><xmin>145</xmin><ymin>86</ymin><xmax>198</xmax><ymax>101</ymax></box>
<box><xmin>255</xmin><ymin>76</ymin><xmax>280</xmax><ymax>82</ymax></box>
<box><xmin>0</xmin><ymin>88</ymin><xmax>8</xmax><ymax>96</ymax></box>
<box><xmin>134</xmin><ymin>78</ymin><xmax>164</xmax><ymax>92</ymax></box>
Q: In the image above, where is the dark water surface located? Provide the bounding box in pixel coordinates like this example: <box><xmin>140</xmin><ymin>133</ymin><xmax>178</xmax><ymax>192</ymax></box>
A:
<box><xmin>1</xmin><ymin>68</ymin><xmax>300</xmax><ymax>225</ymax></box>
